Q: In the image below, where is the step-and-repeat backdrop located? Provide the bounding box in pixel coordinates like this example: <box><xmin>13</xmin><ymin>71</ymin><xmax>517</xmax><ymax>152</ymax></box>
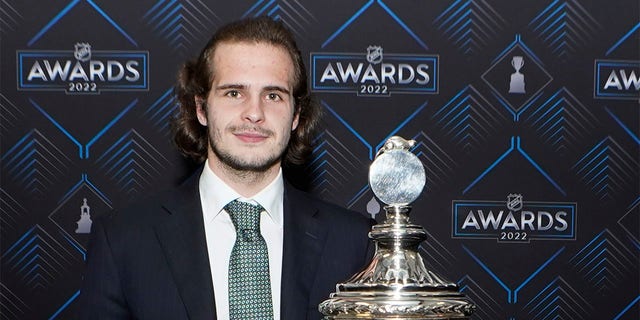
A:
<box><xmin>1</xmin><ymin>1</ymin><xmax>638</xmax><ymax>319</ymax></box>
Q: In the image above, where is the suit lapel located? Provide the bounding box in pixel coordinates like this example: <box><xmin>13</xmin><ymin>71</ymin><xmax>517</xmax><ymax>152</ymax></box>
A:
<box><xmin>280</xmin><ymin>184</ymin><xmax>328</xmax><ymax>319</ymax></box>
<box><xmin>154</xmin><ymin>170</ymin><xmax>217</xmax><ymax>319</ymax></box>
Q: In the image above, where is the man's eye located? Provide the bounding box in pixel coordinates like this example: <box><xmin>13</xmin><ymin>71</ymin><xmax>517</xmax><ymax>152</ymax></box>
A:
<box><xmin>267</xmin><ymin>93</ymin><xmax>282</xmax><ymax>101</ymax></box>
<box><xmin>225</xmin><ymin>90</ymin><xmax>240</xmax><ymax>98</ymax></box>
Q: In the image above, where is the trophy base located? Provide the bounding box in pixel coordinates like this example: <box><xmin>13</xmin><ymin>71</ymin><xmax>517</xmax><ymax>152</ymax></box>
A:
<box><xmin>324</xmin><ymin>317</ymin><xmax>469</xmax><ymax>319</ymax></box>
<box><xmin>320</xmin><ymin>293</ymin><xmax>475</xmax><ymax>319</ymax></box>
<box><xmin>324</xmin><ymin>317</ymin><xmax>469</xmax><ymax>320</ymax></box>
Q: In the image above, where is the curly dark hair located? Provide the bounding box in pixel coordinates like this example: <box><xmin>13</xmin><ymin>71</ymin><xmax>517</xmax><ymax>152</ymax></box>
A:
<box><xmin>172</xmin><ymin>16</ymin><xmax>320</xmax><ymax>166</ymax></box>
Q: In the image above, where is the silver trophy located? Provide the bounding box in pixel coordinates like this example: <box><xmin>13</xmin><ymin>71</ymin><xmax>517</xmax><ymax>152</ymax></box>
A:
<box><xmin>319</xmin><ymin>136</ymin><xmax>475</xmax><ymax>319</ymax></box>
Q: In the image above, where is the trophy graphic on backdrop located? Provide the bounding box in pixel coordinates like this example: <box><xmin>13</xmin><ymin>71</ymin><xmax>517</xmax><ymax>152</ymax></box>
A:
<box><xmin>75</xmin><ymin>198</ymin><xmax>93</xmax><ymax>234</ymax></box>
<box><xmin>319</xmin><ymin>136</ymin><xmax>475</xmax><ymax>319</ymax></box>
<box><xmin>509</xmin><ymin>56</ymin><xmax>526</xmax><ymax>93</ymax></box>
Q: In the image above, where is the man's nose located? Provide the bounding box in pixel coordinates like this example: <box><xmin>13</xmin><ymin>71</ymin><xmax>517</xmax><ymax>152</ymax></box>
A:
<box><xmin>241</xmin><ymin>97</ymin><xmax>265</xmax><ymax>123</ymax></box>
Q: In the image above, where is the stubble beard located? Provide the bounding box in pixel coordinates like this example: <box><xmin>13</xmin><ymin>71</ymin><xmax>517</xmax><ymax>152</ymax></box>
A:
<box><xmin>208</xmin><ymin>125</ymin><xmax>287</xmax><ymax>174</ymax></box>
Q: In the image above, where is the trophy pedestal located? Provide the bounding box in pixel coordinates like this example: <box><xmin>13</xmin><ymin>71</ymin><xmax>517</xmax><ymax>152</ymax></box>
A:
<box><xmin>321</xmin><ymin>297</ymin><xmax>471</xmax><ymax>319</ymax></box>
<box><xmin>319</xmin><ymin>137</ymin><xmax>475</xmax><ymax>319</ymax></box>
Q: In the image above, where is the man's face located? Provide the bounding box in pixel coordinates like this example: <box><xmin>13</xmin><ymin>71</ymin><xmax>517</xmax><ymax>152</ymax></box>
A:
<box><xmin>196</xmin><ymin>41</ymin><xmax>299</xmax><ymax>173</ymax></box>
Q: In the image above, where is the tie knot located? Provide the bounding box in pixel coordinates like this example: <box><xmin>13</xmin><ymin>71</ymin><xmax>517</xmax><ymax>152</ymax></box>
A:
<box><xmin>225</xmin><ymin>200</ymin><xmax>263</xmax><ymax>232</ymax></box>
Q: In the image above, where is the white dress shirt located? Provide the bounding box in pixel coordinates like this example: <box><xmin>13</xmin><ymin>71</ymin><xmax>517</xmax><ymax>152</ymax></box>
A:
<box><xmin>199</xmin><ymin>160</ymin><xmax>284</xmax><ymax>320</ymax></box>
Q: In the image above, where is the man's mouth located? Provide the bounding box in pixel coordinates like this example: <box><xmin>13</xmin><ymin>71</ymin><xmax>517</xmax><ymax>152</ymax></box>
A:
<box><xmin>232</xmin><ymin>127</ymin><xmax>272</xmax><ymax>143</ymax></box>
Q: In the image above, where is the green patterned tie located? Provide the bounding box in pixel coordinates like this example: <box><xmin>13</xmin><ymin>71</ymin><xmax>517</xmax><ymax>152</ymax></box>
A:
<box><xmin>225</xmin><ymin>200</ymin><xmax>273</xmax><ymax>320</ymax></box>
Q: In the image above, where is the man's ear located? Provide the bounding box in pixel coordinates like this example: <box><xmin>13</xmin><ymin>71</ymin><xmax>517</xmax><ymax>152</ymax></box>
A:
<box><xmin>195</xmin><ymin>96</ymin><xmax>207</xmax><ymax>126</ymax></box>
<box><xmin>291</xmin><ymin>110</ymin><xmax>300</xmax><ymax>131</ymax></box>
<box><xmin>291</xmin><ymin>103</ymin><xmax>300</xmax><ymax>131</ymax></box>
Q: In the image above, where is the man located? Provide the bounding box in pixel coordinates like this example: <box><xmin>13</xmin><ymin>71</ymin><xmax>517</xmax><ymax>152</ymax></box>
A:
<box><xmin>78</xmin><ymin>17</ymin><xmax>373</xmax><ymax>319</ymax></box>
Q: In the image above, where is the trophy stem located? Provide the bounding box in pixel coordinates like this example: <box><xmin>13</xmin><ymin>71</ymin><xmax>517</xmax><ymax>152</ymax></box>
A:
<box><xmin>385</xmin><ymin>204</ymin><xmax>411</xmax><ymax>225</ymax></box>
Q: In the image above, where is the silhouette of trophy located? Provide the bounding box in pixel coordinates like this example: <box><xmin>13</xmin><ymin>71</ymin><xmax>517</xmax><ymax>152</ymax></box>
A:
<box><xmin>319</xmin><ymin>136</ymin><xmax>475</xmax><ymax>319</ymax></box>
<box><xmin>75</xmin><ymin>198</ymin><xmax>93</xmax><ymax>234</ymax></box>
<box><xmin>509</xmin><ymin>56</ymin><xmax>526</xmax><ymax>94</ymax></box>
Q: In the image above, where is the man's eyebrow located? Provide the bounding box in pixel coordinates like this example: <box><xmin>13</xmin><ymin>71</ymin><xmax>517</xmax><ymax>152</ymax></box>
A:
<box><xmin>215</xmin><ymin>84</ymin><xmax>246</xmax><ymax>90</ymax></box>
<box><xmin>215</xmin><ymin>84</ymin><xmax>290</xmax><ymax>95</ymax></box>
<box><xmin>264</xmin><ymin>86</ymin><xmax>291</xmax><ymax>95</ymax></box>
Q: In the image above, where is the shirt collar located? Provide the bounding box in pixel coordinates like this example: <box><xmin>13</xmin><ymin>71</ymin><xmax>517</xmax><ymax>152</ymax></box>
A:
<box><xmin>199</xmin><ymin>160</ymin><xmax>284</xmax><ymax>226</ymax></box>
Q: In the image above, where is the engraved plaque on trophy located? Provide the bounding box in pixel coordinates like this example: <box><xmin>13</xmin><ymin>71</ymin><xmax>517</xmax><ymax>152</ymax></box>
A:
<box><xmin>319</xmin><ymin>136</ymin><xmax>476</xmax><ymax>319</ymax></box>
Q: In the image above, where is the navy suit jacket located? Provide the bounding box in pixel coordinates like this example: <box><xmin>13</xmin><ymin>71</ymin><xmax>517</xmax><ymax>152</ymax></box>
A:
<box><xmin>77</xmin><ymin>169</ymin><xmax>374</xmax><ymax>319</ymax></box>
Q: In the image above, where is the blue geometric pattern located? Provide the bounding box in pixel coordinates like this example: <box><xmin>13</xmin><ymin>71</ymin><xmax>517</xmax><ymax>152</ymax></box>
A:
<box><xmin>308</xmin><ymin>131</ymin><xmax>366</xmax><ymax>202</ymax></box>
<box><xmin>411</xmin><ymin>131</ymin><xmax>457</xmax><ymax>191</ymax></box>
<box><xmin>143</xmin><ymin>88</ymin><xmax>178</xmax><ymax>137</ymax></box>
<box><xmin>419</xmin><ymin>230</ymin><xmax>457</xmax><ymax>276</ymax></box>
<box><xmin>432</xmin><ymin>85</ymin><xmax>508</xmax><ymax>155</ymax></box>
<box><xmin>58</xmin><ymin>174</ymin><xmax>111</xmax><ymax>210</ymax></box>
<box><xmin>605</xmin><ymin>107</ymin><xmax>640</xmax><ymax>145</ymax></box>
<box><xmin>322</xmin><ymin>0</ymin><xmax>428</xmax><ymax>49</ymax></box>
<box><xmin>463</xmin><ymin>245</ymin><xmax>565</xmax><ymax>304</ymax></box>
<box><xmin>457</xmin><ymin>275</ymin><xmax>503</xmax><ymax>319</ymax></box>
<box><xmin>0</xmin><ymin>0</ymin><xmax>22</xmax><ymax>36</ymax></box>
<box><xmin>49</xmin><ymin>290</ymin><xmax>81</xmax><ymax>320</ymax></box>
<box><xmin>572</xmin><ymin>137</ymin><xmax>638</xmax><ymax>201</ymax></box>
<box><xmin>524</xmin><ymin>277</ymin><xmax>591</xmax><ymax>320</ymax></box>
<box><xmin>618</xmin><ymin>198</ymin><xmax>639</xmax><ymax>243</ymax></box>
<box><xmin>0</xmin><ymin>282</ymin><xmax>29</xmax><ymax>320</ymax></box>
<box><xmin>614</xmin><ymin>296</ymin><xmax>640</xmax><ymax>320</ymax></box>
<box><xmin>321</xmin><ymin>100</ymin><xmax>428</xmax><ymax>160</ymax></box>
<box><xmin>95</xmin><ymin>129</ymin><xmax>171</xmax><ymax>197</ymax></box>
<box><xmin>243</xmin><ymin>0</ymin><xmax>316</xmax><ymax>39</ymax></box>
<box><xmin>606</xmin><ymin>22</ymin><xmax>640</xmax><ymax>56</ymax></box>
<box><xmin>144</xmin><ymin>0</ymin><xmax>220</xmax><ymax>54</ymax></box>
<box><xmin>2</xmin><ymin>225</ymin><xmax>82</xmax><ymax>291</ymax></box>
<box><xmin>570</xmin><ymin>229</ymin><xmax>638</xmax><ymax>295</ymax></box>
<box><xmin>0</xmin><ymin>189</ymin><xmax>27</xmax><ymax>242</ymax></box>
<box><xmin>1</xmin><ymin>130</ymin><xmax>73</xmax><ymax>197</ymax></box>
<box><xmin>30</xmin><ymin>98</ymin><xmax>136</xmax><ymax>159</ymax></box>
<box><xmin>28</xmin><ymin>0</ymin><xmax>137</xmax><ymax>47</ymax></box>
<box><xmin>0</xmin><ymin>94</ymin><xmax>24</xmax><ymax>136</ymax></box>
<box><xmin>524</xmin><ymin>87</ymin><xmax>599</xmax><ymax>154</ymax></box>
<box><xmin>434</xmin><ymin>0</ymin><xmax>505</xmax><ymax>54</ymax></box>
<box><xmin>529</xmin><ymin>0</ymin><xmax>601</xmax><ymax>60</ymax></box>
<box><xmin>463</xmin><ymin>136</ymin><xmax>566</xmax><ymax>195</ymax></box>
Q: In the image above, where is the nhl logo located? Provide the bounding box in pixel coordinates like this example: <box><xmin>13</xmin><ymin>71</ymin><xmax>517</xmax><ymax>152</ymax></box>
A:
<box><xmin>366</xmin><ymin>46</ymin><xmax>383</xmax><ymax>64</ymax></box>
<box><xmin>506</xmin><ymin>194</ymin><xmax>523</xmax><ymax>211</ymax></box>
<box><xmin>74</xmin><ymin>43</ymin><xmax>92</xmax><ymax>62</ymax></box>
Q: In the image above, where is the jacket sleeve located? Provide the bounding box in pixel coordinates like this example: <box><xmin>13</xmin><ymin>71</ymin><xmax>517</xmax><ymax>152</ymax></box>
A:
<box><xmin>77</xmin><ymin>216</ymin><xmax>131</xmax><ymax>319</ymax></box>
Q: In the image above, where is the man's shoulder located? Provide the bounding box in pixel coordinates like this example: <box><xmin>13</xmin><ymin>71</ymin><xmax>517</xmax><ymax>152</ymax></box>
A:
<box><xmin>97</xmin><ymin>171</ymin><xmax>200</xmax><ymax>227</ymax></box>
<box><xmin>286</xmin><ymin>184</ymin><xmax>373</xmax><ymax>226</ymax></box>
<box><xmin>94</xmin><ymin>188</ymin><xmax>172</xmax><ymax>226</ymax></box>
